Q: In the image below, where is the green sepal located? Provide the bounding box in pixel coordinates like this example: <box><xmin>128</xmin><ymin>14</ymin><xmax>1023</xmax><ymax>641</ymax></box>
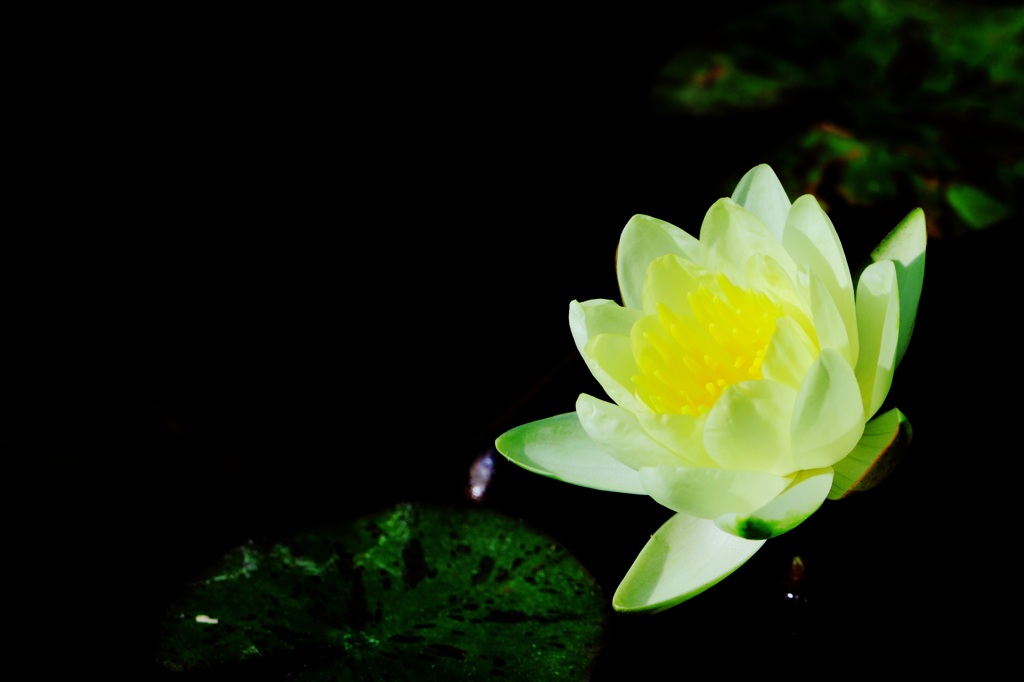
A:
<box><xmin>827</xmin><ymin>407</ymin><xmax>912</xmax><ymax>500</ymax></box>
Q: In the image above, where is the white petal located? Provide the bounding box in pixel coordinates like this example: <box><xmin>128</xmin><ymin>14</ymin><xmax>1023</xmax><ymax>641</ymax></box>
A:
<box><xmin>639</xmin><ymin>465</ymin><xmax>792</xmax><ymax>519</ymax></box>
<box><xmin>635</xmin><ymin>411</ymin><xmax>718</xmax><ymax>467</ymax></box>
<box><xmin>699</xmin><ymin>198</ymin><xmax>799</xmax><ymax>287</ymax></box>
<box><xmin>569</xmin><ymin>299</ymin><xmax>646</xmax><ymax>413</ymax></box>
<box><xmin>613</xmin><ymin>513</ymin><xmax>765</xmax><ymax>612</ymax></box>
<box><xmin>854</xmin><ymin>260</ymin><xmax>900</xmax><ymax>419</ymax></box>
<box><xmin>575</xmin><ymin>394</ymin><xmax>685</xmax><ymax>470</ymax></box>
<box><xmin>494</xmin><ymin>412</ymin><xmax>645</xmax><ymax>494</ymax></box>
<box><xmin>569</xmin><ymin>299</ymin><xmax>640</xmax><ymax>349</ymax></box>
<box><xmin>761</xmin><ymin>316</ymin><xmax>819</xmax><ymax>389</ymax></box>
<box><xmin>714</xmin><ymin>468</ymin><xmax>833</xmax><ymax>539</ymax></box>
<box><xmin>730</xmin><ymin>163</ymin><xmax>792</xmax><ymax>241</ymax></box>
<box><xmin>585</xmin><ymin>333</ymin><xmax>647</xmax><ymax>413</ymax></box>
<box><xmin>617</xmin><ymin>214</ymin><xmax>701</xmax><ymax>310</ymax></box>
<box><xmin>805</xmin><ymin>268</ymin><xmax>853</xmax><ymax>365</ymax></box>
<box><xmin>642</xmin><ymin>254</ymin><xmax>711</xmax><ymax>317</ymax></box>
<box><xmin>791</xmin><ymin>348</ymin><xmax>865</xmax><ymax>470</ymax></box>
<box><xmin>782</xmin><ymin>195</ymin><xmax>858</xmax><ymax>361</ymax></box>
<box><xmin>703</xmin><ymin>379</ymin><xmax>799</xmax><ymax>475</ymax></box>
<box><xmin>744</xmin><ymin>253</ymin><xmax>810</xmax><ymax>324</ymax></box>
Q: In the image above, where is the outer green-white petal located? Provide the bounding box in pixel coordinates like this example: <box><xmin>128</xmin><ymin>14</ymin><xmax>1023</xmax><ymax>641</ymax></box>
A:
<box><xmin>730</xmin><ymin>163</ymin><xmax>792</xmax><ymax>241</ymax></box>
<box><xmin>714</xmin><ymin>468</ymin><xmax>833</xmax><ymax>540</ymax></box>
<box><xmin>699</xmin><ymin>198</ymin><xmax>799</xmax><ymax>287</ymax></box>
<box><xmin>869</xmin><ymin>207</ymin><xmax>926</xmax><ymax>368</ymax></box>
<box><xmin>703</xmin><ymin>379</ymin><xmax>799</xmax><ymax>476</ymax></box>
<box><xmin>639</xmin><ymin>465</ymin><xmax>792</xmax><ymax>519</ymax></box>
<box><xmin>570</xmin><ymin>299</ymin><xmax>646</xmax><ymax>413</ymax></box>
<box><xmin>791</xmin><ymin>348</ymin><xmax>865</xmax><ymax>470</ymax></box>
<box><xmin>828</xmin><ymin>407</ymin><xmax>912</xmax><ymax>500</ymax></box>
<box><xmin>613</xmin><ymin>513</ymin><xmax>765</xmax><ymax>612</ymax></box>
<box><xmin>782</xmin><ymin>195</ymin><xmax>858</xmax><ymax>362</ymax></box>
<box><xmin>854</xmin><ymin>260</ymin><xmax>900</xmax><ymax>419</ymax></box>
<box><xmin>576</xmin><ymin>393</ymin><xmax>684</xmax><ymax>470</ymax></box>
<box><xmin>495</xmin><ymin>412</ymin><xmax>646</xmax><ymax>494</ymax></box>
<box><xmin>617</xmin><ymin>214</ymin><xmax>701</xmax><ymax>310</ymax></box>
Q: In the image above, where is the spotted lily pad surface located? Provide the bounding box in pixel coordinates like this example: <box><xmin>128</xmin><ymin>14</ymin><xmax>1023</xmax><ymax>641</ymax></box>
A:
<box><xmin>155</xmin><ymin>502</ymin><xmax>608</xmax><ymax>679</ymax></box>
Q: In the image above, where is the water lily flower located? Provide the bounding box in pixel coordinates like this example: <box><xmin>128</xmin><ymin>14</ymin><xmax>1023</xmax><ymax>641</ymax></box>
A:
<box><xmin>495</xmin><ymin>164</ymin><xmax>925</xmax><ymax>612</ymax></box>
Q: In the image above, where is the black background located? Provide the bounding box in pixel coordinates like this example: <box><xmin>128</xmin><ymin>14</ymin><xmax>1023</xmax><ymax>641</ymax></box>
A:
<box><xmin>8</xmin><ymin>2</ymin><xmax>1019</xmax><ymax>677</ymax></box>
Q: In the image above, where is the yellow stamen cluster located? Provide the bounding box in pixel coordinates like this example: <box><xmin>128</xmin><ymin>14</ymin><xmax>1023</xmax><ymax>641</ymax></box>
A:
<box><xmin>633</xmin><ymin>273</ymin><xmax>782</xmax><ymax>416</ymax></box>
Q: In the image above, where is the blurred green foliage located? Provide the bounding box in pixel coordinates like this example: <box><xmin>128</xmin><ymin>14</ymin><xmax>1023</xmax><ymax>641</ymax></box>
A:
<box><xmin>653</xmin><ymin>0</ymin><xmax>1024</xmax><ymax>237</ymax></box>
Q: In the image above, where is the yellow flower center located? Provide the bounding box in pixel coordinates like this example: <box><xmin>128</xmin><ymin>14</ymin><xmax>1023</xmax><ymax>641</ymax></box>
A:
<box><xmin>633</xmin><ymin>273</ymin><xmax>783</xmax><ymax>416</ymax></box>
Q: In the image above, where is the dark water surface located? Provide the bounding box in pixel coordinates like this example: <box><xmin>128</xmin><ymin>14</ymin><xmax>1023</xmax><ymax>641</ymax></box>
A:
<box><xmin>10</xmin><ymin>3</ymin><xmax>1018</xmax><ymax>677</ymax></box>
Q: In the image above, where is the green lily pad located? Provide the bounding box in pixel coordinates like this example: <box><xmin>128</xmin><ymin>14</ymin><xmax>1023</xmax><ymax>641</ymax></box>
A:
<box><xmin>155</xmin><ymin>502</ymin><xmax>608</xmax><ymax>679</ymax></box>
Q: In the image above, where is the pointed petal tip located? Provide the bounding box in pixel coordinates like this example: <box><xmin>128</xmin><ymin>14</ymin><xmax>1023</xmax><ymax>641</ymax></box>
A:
<box><xmin>880</xmin><ymin>208</ymin><xmax>926</xmax><ymax>369</ymax></box>
<box><xmin>610</xmin><ymin>513</ymin><xmax>764</xmax><ymax>613</ymax></box>
<box><xmin>872</xmin><ymin>207</ymin><xmax>927</xmax><ymax>266</ymax></box>
<box><xmin>496</xmin><ymin>411</ymin><xmax>647</xmax><ymax>494</ymax></box>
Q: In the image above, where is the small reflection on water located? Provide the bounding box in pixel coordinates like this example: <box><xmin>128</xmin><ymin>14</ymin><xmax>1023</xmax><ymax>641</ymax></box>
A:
<box><xmin>466</xmin><ymin>449</ymin><xmax>495</xmax><ymax>502</ymax></box>
<box><xmin>785</xmin><ymin>554</ymin><xmax>808</xmax><ymax>602</ymax></box>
